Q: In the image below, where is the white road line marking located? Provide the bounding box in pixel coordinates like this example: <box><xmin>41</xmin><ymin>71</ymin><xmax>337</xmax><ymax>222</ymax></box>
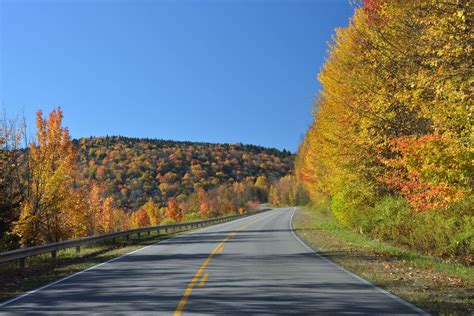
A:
<box><xmin>288</xmin><ymin>207</ymin><xmax>430</xmax><ymax>316</ymax></box>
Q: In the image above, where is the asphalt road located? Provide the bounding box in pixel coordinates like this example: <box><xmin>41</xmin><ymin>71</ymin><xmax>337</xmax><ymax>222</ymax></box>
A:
<box><xmin>0</xmin><ymin>207</ymin><xmax>427</xmax><ymax>315</ymax></box>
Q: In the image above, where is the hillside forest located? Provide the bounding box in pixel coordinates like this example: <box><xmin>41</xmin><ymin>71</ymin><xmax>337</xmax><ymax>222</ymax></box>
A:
<box><xmin>296</xmin><ymin>0</ymin><xmax>472</xmax><ymax>263</ymax></box>
<box><xmin>0</xmin><ymin>108</ymin><xmax>295</xmax><ymax>250</ymax></box>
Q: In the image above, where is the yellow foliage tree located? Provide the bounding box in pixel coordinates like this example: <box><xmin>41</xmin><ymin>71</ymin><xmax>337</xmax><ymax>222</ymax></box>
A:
<box><xmin>142</xmin><ymin>198</ymin><xmax>161</xmax><ymax>225</ymax></box>
<box><xmin>14</xmin><ymin>108</ymin><xmax>78</xmax><ymax>246</ymax></box>
<box><xmin>296</xmin><ymin>0</ymin><xmax>472</xmax><ymax>217</ymax></box>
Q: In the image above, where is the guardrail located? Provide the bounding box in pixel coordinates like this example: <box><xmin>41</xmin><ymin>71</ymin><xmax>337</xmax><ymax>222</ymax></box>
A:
<box><xmin>0</xmin><ymin>208</ymin><xmax>270</xmax><ymax>269</ymax></box>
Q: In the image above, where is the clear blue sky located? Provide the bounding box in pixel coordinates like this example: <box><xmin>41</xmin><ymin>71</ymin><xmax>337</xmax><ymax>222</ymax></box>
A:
<box><xmin>1</xmin><ymin>0</ymin><xmax>354</xmax><ymax>152</ymax></box>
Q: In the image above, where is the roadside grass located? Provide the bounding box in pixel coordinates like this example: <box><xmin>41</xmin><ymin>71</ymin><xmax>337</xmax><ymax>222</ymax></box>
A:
<box><xmin>293</xmin><ymin>205</ymin><xmax>474</xmax><ymax>316</ymax></box>
<box><xmin>0</xmin><ymin>230</ymin><xmax>180</xmax><ymax>303</ymax></box>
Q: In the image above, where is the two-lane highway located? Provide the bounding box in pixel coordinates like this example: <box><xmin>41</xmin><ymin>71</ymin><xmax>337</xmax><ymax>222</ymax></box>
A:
<box><xmin>0</xmin><ymin>208</ymin><xmax>427</xmax><ymax>315</ymax></box>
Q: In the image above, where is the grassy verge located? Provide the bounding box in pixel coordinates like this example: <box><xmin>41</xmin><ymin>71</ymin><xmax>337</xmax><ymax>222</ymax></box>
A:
<box><xmin>293</xmin><ymin>205</ymin><xmax>473</xmax><ymax>316</ymax></box>
<box><xmin>0</xmin><ymin>230</ymin><xmax>180</xmax><ymax>302</ymax></box>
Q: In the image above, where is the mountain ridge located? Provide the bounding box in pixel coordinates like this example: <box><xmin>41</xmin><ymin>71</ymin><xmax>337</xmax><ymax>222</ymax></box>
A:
<box><xmin>75</xmin><ymin>135</ymin><xmax>293</xmax><ymax>210</ymax></box>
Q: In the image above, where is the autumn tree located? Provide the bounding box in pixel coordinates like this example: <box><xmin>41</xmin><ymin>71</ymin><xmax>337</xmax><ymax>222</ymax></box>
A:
<box><xmin>142</xmin><ymin>198</ymin><xmax>161</xmax><ymax>225</ymax></box>
<box><xmin>165</xmin><ymin>198</ymin><xmax>180</xmax><ymax>222</ymax></box>
<box><xmin>133</xmin><ymin>208</ymin><xmax>151</xmax><ymax>228</ymax></box>
<box><xmin>14</xmin><ymin>108</ymin><xmax>78</xmax><ymax>246</ymax></box>
<box><xmin>254</xmin><ymin>175</ymin><xmax>270</xmax><ymax>201</ymax></box>
<box><xmin>68</xmin><ymin>186</ymin><xmax>94</xmax><ymax>237</ymax></box>
<box><xmin>269</xmin><ymin>175</ymin><xmax>308</xmax><ymax>207</ymax></box>
<box><xmin>195</xmin><ymin>188</ymin><xmax>210</xmax><ymax>218</ymax></box>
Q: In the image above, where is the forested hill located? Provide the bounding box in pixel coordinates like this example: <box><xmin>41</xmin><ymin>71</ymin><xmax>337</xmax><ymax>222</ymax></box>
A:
<box><xmin>74</xmin><ymin>136</ymin><xmax>293</xmax><ymax>210</ymax></box>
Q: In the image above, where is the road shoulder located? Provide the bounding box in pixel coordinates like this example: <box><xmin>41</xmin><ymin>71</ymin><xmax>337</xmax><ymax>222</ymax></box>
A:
<box><xmin>292</xmin><ymin>206</ymin><xmax>473</xmax><ymax>316</ymax></box>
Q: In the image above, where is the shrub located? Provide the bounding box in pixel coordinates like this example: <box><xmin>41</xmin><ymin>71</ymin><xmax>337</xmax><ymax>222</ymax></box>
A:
<box><xmin>160</xmin><ymin>218</ymin><xmax>176</xmax><ymax>225</ymax></box>
<box><xmin>184</xmin><ymin>212</ymin><xmax>201</xmax><ymax>222</ymax></box>
<box><xmin>343</xmin><ymin>195</ymin><xmax>473</xmax><ymax>263</ymax></box>
<box><xmin>330</xmin><ymin>180</ymin><xmax>377</xmax><ymax>229</ymax></box>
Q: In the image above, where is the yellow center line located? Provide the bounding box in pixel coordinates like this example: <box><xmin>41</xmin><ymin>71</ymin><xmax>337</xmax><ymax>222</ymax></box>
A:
<box><xmin>199</xmin><ymin>272</ymin><xmax>209</xmax><ymax>287</ymax></box>
<box><xmin>173</xmin><ymin>216</ymin><xmax>264</xmax><ymax>316</ymax></box>
<box><xmin>217</xmin><ymin>245</ymin><xmax>224</xmax><ymax>253</ymax></box>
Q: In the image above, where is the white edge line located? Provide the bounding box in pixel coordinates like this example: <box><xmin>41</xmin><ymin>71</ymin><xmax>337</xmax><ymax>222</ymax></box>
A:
<box><xmin>0</xmin><ymin>210</ymin><xmax>272</xmax><ymax>308</ymax></box>
<box><xmin>289</xmin><ymin>207</ymin><xmax>430</xmax><ymax>316</ymax></box>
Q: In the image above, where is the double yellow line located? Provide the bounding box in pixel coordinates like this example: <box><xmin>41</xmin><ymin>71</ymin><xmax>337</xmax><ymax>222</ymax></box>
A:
<box><xmin>173</xmin><ymin>217</ymin><xmax>263</xmax><ymax>315</ymax></box>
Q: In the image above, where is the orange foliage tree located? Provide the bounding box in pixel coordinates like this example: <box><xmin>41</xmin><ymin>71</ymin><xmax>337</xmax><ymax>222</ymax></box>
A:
<box><xmin>165</xmin><ymin>198</ymin><xmax>181</xmax><ymax>222</ymax></box>
<box><xmin>133</xmin><ymin>208</ymin><xmax>151</xmax><ymax>228</ymax></box>
<box><xmin>197</xmin><ymin>188</ymin><xmax>211</xmax><ymax>219</ymax></box>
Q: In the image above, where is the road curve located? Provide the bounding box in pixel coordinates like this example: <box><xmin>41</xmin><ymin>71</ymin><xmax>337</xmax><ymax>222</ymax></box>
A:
<box><xmin>0</xmin><ymin>207</ymin><xmax>427</xmax><ymax>315</ymax></box>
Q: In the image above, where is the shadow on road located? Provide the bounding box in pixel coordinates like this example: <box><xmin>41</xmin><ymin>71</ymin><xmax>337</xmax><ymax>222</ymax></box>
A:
<box><xmin>1</xmin><ymin>220</ymin><xmax>426</xmax><ymax>315</ymax></box>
